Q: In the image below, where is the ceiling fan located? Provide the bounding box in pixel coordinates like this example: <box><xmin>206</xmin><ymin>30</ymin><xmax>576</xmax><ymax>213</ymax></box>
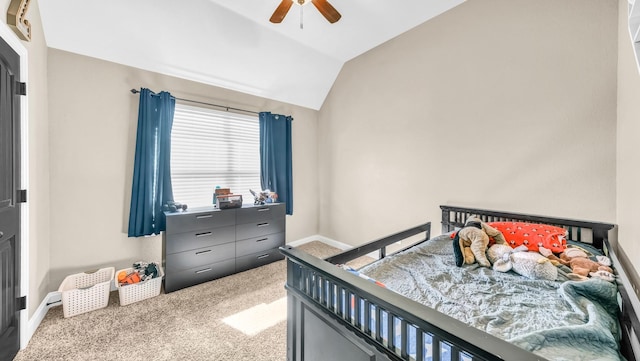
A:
<box><xmin>269</xmin><ymin>0</ymin><xmax>341</xmax><ymax>24</ymax></box>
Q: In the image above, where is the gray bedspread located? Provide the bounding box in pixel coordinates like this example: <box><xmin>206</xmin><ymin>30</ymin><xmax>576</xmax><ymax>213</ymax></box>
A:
<box><xmin>358</xmin><ymin>234</ymin><xmax>622</xmax><ymax>361</ymax></box>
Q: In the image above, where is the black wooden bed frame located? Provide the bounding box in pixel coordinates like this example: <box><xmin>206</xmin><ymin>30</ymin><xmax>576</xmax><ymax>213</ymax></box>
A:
<box><xmin>280</xmin><ymin>205</ymin><xmax>640</xmax><ymax>361</ymax></box>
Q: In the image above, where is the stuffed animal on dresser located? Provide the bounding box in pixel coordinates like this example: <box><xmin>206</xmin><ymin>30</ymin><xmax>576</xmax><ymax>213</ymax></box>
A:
<box><xmin>452</xmin><ymin>216</ymin><xmax>507</xmax><ymax>267</ymax></box>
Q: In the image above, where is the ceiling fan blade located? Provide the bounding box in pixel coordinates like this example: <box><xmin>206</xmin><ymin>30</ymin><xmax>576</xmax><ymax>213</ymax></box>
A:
<box><xmin>311</xmin><ymin>0</ymin><xmax>341</xmax><ymax>23</ymax></box>
<box><xmin>270</xmin><ymin>0</ymin><xmax>294</xmax><ymax>23</ymax></box>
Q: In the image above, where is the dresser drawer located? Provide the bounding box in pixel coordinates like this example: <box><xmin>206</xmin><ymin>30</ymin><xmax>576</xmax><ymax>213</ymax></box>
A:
<box><xmin>236</xmin><ymin>204</ymin><xmax>285</xmax><ymax>225</ymax></box>
<box><xmin>236</xmin><ymin>218</ymin><xmax>285</xmax><ymax>241</ymax></box>
<box><xmin>236</xmin><ymin>232</ymin><xmax>285</xmax><ymax>258</ymax></box>
<box><xmin>165</xmin><ymin>242</ymin><xmax>235</xmax><ymax>272</ymax></box>
<box><xmin>165</xmin><ymin>225</ymin><xmax>235</xmax><ymax>254</ymax></box>
<box><xmin>236</xmin><ymin>248</ymin><xmax>284</xmax><ymax>273</ymax></box>
<box><xmin>164</xmin><ymin>258</ymin><xmax>236</xmax><ymax>293</ymax></box>
<box><xmin>165</xmin><ymin>209</ymin><xmax>235</xmax><ymax>235</ymax></box>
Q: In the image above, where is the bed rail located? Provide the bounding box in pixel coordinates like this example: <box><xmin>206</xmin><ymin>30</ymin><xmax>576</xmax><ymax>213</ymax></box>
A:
<box><xmin>440</xmin><ymin>205</ymin><xmax>614</xmax><ymax>250</ymax></box>
<box><xmin>325</xmin><ymin>223</ymin><xmax>431</xmax><ymax>265</ymax></box>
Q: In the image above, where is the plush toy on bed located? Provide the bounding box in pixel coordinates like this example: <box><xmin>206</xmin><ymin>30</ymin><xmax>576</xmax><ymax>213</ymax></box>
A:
<box><xmin>452</xmin><ymin>216</ymin><xmax>507</xmax><ymax>267</ymax></box>
<box><xmin>487</xmin><ymin>221</ymin><xmax>567</xmax><ymax>253</ymax></box>
<box><xmin>539</xmin><ymin>246</ymin><xmax>615</xmax><ymax>282</ymax></box>
<box><xmin>488</xmin><ymin>244</ymin><xmax>558</xmax><ymax>280</ymax></box>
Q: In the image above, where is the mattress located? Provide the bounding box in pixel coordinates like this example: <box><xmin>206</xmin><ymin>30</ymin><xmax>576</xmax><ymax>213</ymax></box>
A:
<box><xmin>357</xmin><ymin>234</ymin><xmax>622</xmax><ymax>361</ymax></box>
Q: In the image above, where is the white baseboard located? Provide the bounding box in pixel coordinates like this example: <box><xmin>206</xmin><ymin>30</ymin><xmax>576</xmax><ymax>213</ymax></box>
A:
<box><xmin>24</xmin><ymin>291</ymin><xmax>61</xmax><ymax>348</ymax></box>
<box><xmin>287</xmin><ymin>234</ymin><xmax>351</xmax><ymax>250</ymax></box>
<box><xmin>287</xmin><ymin>235</ymin><xmax>379</xmax><ymax>260</ymax></box>
<box><xmin>24</xmin><ymin>236</ymin><xmax>375</xmax><ymax>347</ymax></box>
<box><xmin>25</xmin><ymin>280</ymin><xmax>120</xmax><ymax>348</ymax></box>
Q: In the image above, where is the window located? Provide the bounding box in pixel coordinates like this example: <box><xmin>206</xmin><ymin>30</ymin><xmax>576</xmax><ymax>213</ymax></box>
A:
<box><xmin>170</xmin><ymin>103</ymin><xmax>261</xmax><ymax>208</ymax></box>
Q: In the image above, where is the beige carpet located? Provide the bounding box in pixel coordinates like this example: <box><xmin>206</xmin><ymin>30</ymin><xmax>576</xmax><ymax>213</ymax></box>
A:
<box><xmin>14</xmin><ymin>241</ymin><xmax>374</xmax><ymax>361</ymax></box>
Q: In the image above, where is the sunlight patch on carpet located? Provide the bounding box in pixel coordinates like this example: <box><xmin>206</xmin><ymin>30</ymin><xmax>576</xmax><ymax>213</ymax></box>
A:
<box><xmin>223</xmin><ymin>297</ymin><xmax>287</xmax><ymax>336</ymax></box>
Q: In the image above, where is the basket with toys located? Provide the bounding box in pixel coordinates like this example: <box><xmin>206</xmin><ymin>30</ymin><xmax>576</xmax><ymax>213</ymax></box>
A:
<box><xmin>115</xmin><ymin>261</ymin><xmax>164</xmax><ymax>306</ymax></box>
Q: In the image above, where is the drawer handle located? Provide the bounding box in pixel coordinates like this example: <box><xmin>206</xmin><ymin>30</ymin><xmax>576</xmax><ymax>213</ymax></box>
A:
<box><xmin>196</xmin><ymin>214</ymin><xmax>213</xmax><ymax>219</ymax></box>
<box><xmin>195</xmin><ymin>250</ymin><xmax>212</xmax><ymax>255</ymax></box>
<box><xmin>195</xmin><ymin>232</ymin><xmax>212</xmax><ymax>238</ymax></box>
<box><xmin>195</xmin><ymin>268</ymin><xmax>213</xmax><ymax>274</ymax></box>
<box><xmin>257</xmin><ymin>223</ymin><xmax>269</xmax><ymax>228</ymax></box>
<box><xmin>257</xmin><ymin>254</ymin><xmax>270</xmax><ymax>260</ymax></box>
<box><xmin>256</xmin><ymin>238</ymin><xmax>268</xmax><ymax>243</ymax></box>
<box><xmin>257</xmin><ymin>208</ymin><xmax>270</xmax><ymax>212</ymax></box>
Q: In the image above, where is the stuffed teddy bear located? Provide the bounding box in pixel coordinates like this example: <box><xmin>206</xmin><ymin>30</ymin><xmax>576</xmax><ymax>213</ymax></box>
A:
<box><xmin>487</xmin><ymin>244</ymin><xmax>558</xmax><ymax>281</ymax></box>
<box><xmin>539</xmin><ymin>246</ymin><xmax>614</xmax><ymax>282</ymax></box>
<box><xmin>452</xmin><ymin>216</ymin><xmax>507</xmax><ymax>267</ymax></box>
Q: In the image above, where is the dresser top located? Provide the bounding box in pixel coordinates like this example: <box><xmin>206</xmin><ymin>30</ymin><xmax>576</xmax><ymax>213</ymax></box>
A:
<box><xmin>164</xmin><ymin>203</ymin><xmax>282</xmax><ymax>217</ymax></box>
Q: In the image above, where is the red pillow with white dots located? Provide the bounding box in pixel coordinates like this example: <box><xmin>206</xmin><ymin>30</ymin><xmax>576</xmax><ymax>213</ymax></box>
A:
<box><xmin>487</xmin><ymin>222</ymin><xmax>567</xmax><ymax>253</ymax></box>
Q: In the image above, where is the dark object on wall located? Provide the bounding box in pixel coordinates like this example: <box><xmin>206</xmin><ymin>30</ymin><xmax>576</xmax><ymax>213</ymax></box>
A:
<box><xmin>131</xmin><ymin>89</ymin><xmax>261</xmax><ymax>116</ymax></box>
<box><xmin>0</xmin><ymin>33</ymin><xmax>23</xmax><ymax>361</ymax></box>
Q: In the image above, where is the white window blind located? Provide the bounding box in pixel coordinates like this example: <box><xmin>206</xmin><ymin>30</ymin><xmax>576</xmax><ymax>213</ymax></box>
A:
<box><xmin>170</xmin><ymin>103</ymin><xmax>261</xmax><ymax>208</ymax></box>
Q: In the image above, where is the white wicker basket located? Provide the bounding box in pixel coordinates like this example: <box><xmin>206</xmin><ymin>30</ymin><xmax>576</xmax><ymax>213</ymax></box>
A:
<box><xmin>115</xmin><ymin>265</ymin><xmax>164</xmax><ymax>306</ymax></box>
<box><xmin>58</xmin><ymin>267</ymin><xmax>114</xmax><ymax>318</ymax></box>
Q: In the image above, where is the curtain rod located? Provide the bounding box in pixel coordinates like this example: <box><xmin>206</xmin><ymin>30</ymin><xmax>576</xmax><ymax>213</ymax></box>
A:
<box><xmin>130</xmin><ymin>88</ymin><xmax>260</xmax><ymax>116</ymax></box>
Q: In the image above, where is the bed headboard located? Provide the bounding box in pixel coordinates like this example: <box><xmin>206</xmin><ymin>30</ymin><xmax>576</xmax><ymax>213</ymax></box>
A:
<box><xmin>441</xmin><ymin>205</ymin><xmax>640</xmax><ymax>361</ymax></box>
<box><xmin>440</xmin><ymin>205</ymin><xmax>614</xmax><ymax>250</ymax></box>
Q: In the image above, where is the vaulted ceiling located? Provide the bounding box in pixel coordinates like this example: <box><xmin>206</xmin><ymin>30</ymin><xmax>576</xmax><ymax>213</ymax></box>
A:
<box><xmin>39</xmin><ymin>0</ymin><xmax>465</xmax><ymax>110</ymax></box>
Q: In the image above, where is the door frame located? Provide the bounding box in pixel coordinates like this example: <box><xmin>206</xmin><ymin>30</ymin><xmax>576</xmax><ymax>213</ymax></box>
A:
<box><xmin>0</xmin><ymin>21</ymin><xmax>29</xmax><ymax>350</ymax></box>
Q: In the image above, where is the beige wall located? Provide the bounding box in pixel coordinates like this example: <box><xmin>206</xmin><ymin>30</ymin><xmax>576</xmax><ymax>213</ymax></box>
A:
<box><xmin>8</xmin><ymin>0</ymin><xmax>640</xmax><ymax>326</ymax></box>
<box><xmin>46</xmin><ymin>49</ymin><xmax>319</xmax><ymax>290</ymax></box>
<box><xmin>319</xmin><ymin>0</ymin><xmax>619</xmax><ymax>249</ymax></box>
<box><xmin>0</xmin><ymin>0</ymin><xmax>51</xmax><ymax>317</ymax></box>
<box><xmin>617</xmin><ymin>0</ymin><xmax>640</xmax><ymax>280</ymax></box>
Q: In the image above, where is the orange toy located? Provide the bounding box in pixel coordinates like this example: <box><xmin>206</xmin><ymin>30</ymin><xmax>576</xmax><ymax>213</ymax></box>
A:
<box><xmin>119</xmin><ymin>271</ymin><xmax>141</xmax><ymax>285</ymax></box>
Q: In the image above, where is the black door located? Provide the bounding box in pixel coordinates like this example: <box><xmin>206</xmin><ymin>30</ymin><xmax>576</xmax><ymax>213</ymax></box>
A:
<box><xmin>0</xmin><ymin>34</ymin><xmax>22</xmax><ymax>361</ymax></box>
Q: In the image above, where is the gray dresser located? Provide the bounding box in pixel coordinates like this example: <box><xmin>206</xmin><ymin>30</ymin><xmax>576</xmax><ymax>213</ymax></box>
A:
<box><xmin>163</xmin><ymin>203</ymin><xmax>285</xmax><ymax>293</ymax></box>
